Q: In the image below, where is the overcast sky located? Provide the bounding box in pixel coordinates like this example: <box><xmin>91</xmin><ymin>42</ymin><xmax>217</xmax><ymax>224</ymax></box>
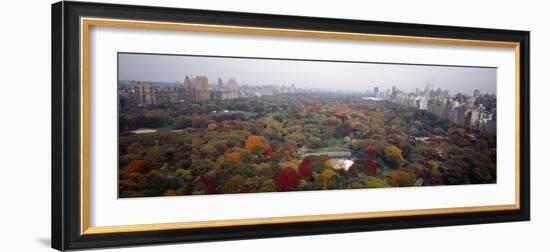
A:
<box><xmin>118</xmin><ymin>53</ymin><xmax>496</xmax><ymax>95</ymax></box>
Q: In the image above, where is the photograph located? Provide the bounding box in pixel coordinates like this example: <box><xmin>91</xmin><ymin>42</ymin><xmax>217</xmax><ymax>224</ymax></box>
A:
<box><xmin>47</xmin><ymin>1</ymin><xmax>532</xmax><ymax>250</ymax></box>
<box><xmin>117</xmin><ymin>53</ymin><xmax>498</xmax><ymax>198</ymax></box>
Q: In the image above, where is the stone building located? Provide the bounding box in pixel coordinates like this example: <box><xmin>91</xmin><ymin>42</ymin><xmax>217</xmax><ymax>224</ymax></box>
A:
<box><xmin>222</xmin><ymin>78</ymin><xmax>240</xmax><ymax>100</ymax></box>
<box><xmin>138</xmin><ymin>81</ymin><xmax>156</xmax><ymax>105</ymax></box>
<box><xmin>118</xmin><ymin>81</ymin><xmax>188</xmax><ymax>108</ymax></box>
<box><xmin>183</xmin><ymin>75</ymin><xmax>211</xmax><ymax>102</ymax></box>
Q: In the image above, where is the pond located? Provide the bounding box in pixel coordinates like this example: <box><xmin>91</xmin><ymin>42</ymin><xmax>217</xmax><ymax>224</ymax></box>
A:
<box><xmin>131</xmin><ymin>128</ymin><xmax>157</xmax><ymax>134</ymax></box>
<box><xmin>332</xmin><ymin>158</ymin><xmax>354</xmax><ymax>170</ymax></box>
<box><xmin>131</xmin><ymin>128</ymin><xmax>185</xmax><ymax>134</ymax></box>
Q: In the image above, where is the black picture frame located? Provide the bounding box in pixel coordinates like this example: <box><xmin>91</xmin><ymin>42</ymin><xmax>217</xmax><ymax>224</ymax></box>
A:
<box><xmin>52</xmin><ymin>1</ymin><xmax>530</xmax><ymax>251</ymax></box>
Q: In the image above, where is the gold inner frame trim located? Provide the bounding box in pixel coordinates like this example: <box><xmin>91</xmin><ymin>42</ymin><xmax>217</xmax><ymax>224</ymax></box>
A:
<box><xmin>84</xmin><ymin>204</ymin><xmax>517</xmax><ymax>234</ymax></box>
<box><xmin>80</xmin><ymin>17</ymin><xmax>522</xmax><ymax>235</ymax></box>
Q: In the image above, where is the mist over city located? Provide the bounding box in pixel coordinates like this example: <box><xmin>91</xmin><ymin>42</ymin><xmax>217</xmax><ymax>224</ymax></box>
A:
<box><xmin>118</xmin><ymin>53</ymin><xmax>496</xmax><ymax>96</ymax></box>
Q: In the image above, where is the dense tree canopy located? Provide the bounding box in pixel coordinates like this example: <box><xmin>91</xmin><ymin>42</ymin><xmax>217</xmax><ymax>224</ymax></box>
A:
<box><xmin>118</xmin><ymin>94</ymin><xmax>496</xmax><ymax>197</ymax></box>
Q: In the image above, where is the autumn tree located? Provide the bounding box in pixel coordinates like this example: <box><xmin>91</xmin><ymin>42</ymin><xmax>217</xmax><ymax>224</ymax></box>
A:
<box><xmin>122</xmin><ymin>160</ymin><xmax>148</xmax><ymax>174</ymax></box>
<box><xmin>384</xmin><ymin>145</ymin><xmax>404</xmax><ymax>168</ymax></box>
<box><xmin>244</xmin><ymin>135</ymin><xmax>271</xmax><ymax>154</ymax></box>
<box><xmin>298</xmin><ymin>157</ymin><xmax>313</xmax><ymax>178</ymax></box>
<box><xmin>198</xmin><ymin>175</ymin><xmax>218</xmax><ymax>194</ymax></box>
<box><xmin>225</xmin><ymin>150</ymin><xmax>241</xmax><ymax>164</ymax></box>
<box><xmin>411</xmin><ymin>163</ymin><xmax>443</xmax><ymax>186</ymax></box>
<box><xmin>118</xmin><ymin>91</ymin><xmax>497</xmax><ymax>197</ymax></box>
<box><xmin>191</xmin><ymin>115</ymin><xmax>208</xmax><ymax>128</ymax></box>
<box><xmin>320</xmin><ymin>169</ymin><xmax>337</xmax><ymax>190</ymax></box>
<box><xmin>388</xmin><ymin>170</ymin><xmax>414</xmax><ymax>187</ymax></box>
<box><xmin>274</xmin><ymin>167</ymin><xmax>301</xmax><ymax>191</ymax></box>
<box><xmin>363</xmin><ymin>145</ymin><xmax>378</xmax><ymax>159</ymax></box>
<box><xmin>173</xmin><ymin>115</ymin><xmax>192</xmax><ymax>129</ymax></box>
<box><xmin>347</xmin><ymin>165</ymin><xmax>358</xmax><ymax>177</ymax></box>
<box><xmin>361</xmin><ymin>159</ymin><xmax>378</xmax><ymax>176</ymax></box>
<box><xmin>343</xmin><ymin>136</ymin><xmax>352</xmax><ymax>143</ymax></box>
<box><xmin>175</xmin><ymin>168</ymin><xmax>194</xmax><ymax>181</ymax></box>
<box><xmin>259</xmin><ymin>179</ymin><xmax>277</xmax><ymax>192</ymax></box>
<box><xmin>426</xmin><ymin>160</ymin><xmax>439</xmax><ymax>172</ymax></box>
<box><xmin>222</xmin><ymin>175</ymin><xmax>245</xmax><ymax>193</ymax></box>
<box><xmin>363</xmin><ymin>176</ymin><xmax>390</xmax><ymax>188</ymax></box>
<box><xmin>144</xmin><ymin>169</ymin><xmax>172</xmax><ymax>196</ymax></box>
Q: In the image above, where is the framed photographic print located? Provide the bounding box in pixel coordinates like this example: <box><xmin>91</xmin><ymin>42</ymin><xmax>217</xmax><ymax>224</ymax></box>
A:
<box><xmin>52</xmin><ymin>1</ymin><xmax>530</xmax><ymax>250</ymax></box>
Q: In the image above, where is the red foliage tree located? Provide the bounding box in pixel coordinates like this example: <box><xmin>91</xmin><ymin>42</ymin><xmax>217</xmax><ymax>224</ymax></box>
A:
<box><xmin>264</xmin><ymin>146</ymin><xmax>277</xmax><ymax>159</ymax></box>
<box><xmin>274</xmin><ymin>167</ymin><xmax>301</xmax><ymax>191</ymax></box>
<box><xmin>301</xmin><ymin>156</ymin><xmax>312</xmax><ymax>166</ymax></box>
<box><xmin>347</xmin><ymin>165</ymin><xmax>358</xmax><ymax>177</ymax></box>
<box><xmin>278</xmin><ymin>146</ymin><xmax>294</xmax><ymax>155</ymax></box>
<box><xmin>363</xmin><ymin>145</ymin><xmax>378</xmax><ymax>159</ymax></box>
<box><xmin>298</xmin><ymin>157</ymin><xmax>313</xmax><ymax>178</ymax></box>
<box><xmin>362</xmin><ymin>159</ymin><xmax>378</xmax><ymax>176</ymax></box>
<box><xmin>198</xmin><ymin>175</ymin><xmax>218</xmax><ymax>194</ymax></box>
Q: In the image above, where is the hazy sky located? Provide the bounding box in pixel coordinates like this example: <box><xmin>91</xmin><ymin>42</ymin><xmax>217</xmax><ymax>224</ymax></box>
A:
<box><xmin>118</xmin><ymin>53</ymin><xmax>496</xmax><ymax>95</ymax></box>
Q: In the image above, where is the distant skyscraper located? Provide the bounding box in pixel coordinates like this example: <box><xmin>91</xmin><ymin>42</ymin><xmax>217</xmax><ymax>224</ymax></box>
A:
<box><xmin>473</xmin><ymin>89</ymin><xmax>480</xmax><ymax>97</ymax></box>
<box><xmin>419</xmin><ymin>96</ymin><xmax>428</xmax><ymax>110</ymax></box>
<box><xmin>435</xmin><ymin>87</ymin><xmax>442</xmax><ymax>96</ymax></box>
<box><xmin>374</xmin><ymin>86</ymin><xmax>379</xmax><ymax>97</ymax></box>
<box><xmin>139</xmin><ymin>81</ymin><xmax>156</xmax><ymax>105</ymax></box>
<box><xmin>424</xmin><ymin>85</ymin><xmax>430</xmax><ymax>97</ymax></box>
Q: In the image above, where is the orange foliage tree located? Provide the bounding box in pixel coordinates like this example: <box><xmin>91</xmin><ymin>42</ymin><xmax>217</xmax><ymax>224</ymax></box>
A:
<box><xmin>225</xmin><ymin>150</ymin><xmax>241</xmax><ymax>164</ymax></box>
<box><xmin>244</xmin><ymin>135</ymin><xmax>271</xmax><ymax>153</ymax></box>
<box><xmin>122</xmin><ymin>160</ymin><xmax>148</xmax><ymax>174</ymax></box>
<box><xmin>388</xmin><ymin>170</ymin><xmax>414</xmax><ymax>187</ymax></box>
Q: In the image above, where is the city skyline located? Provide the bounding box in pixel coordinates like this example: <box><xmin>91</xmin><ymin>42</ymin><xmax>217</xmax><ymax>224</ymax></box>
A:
<box><xmin>118</xmin><ymin>53</ymin><xmax>497</xmax><ymax>95</ymax></box>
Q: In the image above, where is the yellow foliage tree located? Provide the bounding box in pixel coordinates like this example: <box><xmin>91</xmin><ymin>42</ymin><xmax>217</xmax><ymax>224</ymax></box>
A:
<box><xmin>384</xmin><ymin>145</ymin><xmax>404</xmax><ymax>168</ymax></box>
<box><xmin>279</xmin><ymin>159</ymin><xmax>300</xmax><ymax>170</ymax></box>
<box><xmin>426</xmin><ymin>160</ymin><xmax>439</xmax><ymax>172</ymax></box>
<box><xmin>255</xmin><ymin>162</ymin><xmax>271</xmax><ymax>171</ymax></box>
<box><xmin>321</xmin><ymin>169</ymin><xmax>337</xmax><ymax>189</ymax></box>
